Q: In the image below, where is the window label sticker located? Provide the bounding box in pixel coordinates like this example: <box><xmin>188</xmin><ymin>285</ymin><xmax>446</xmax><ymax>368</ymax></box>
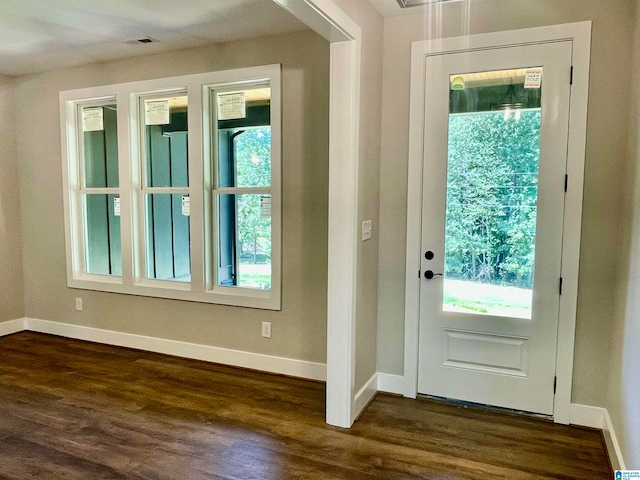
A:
<box><xmin>182</xmin><ymin>195</ymin><xmax>190</xmax><ymax>216</ymax></box>
<box><xmin>145</xmin><ymin>100</ymin><xmax>170</xmax><ymax>125</ymax></box>
<box><xmin>451</xmin><ymin>76</ymin><xmax>465</xmax><ymax>90</ymax></box>
<box><xmin>524</xmin><ymin>68</ymin><xmax>543</xmax><ymax>89</ymax></box>
<box><xmin>113</xmin><ymin>197</ymin><xmax>120</xmax><ymax>216</ymax></box>
<box><xmin>218</xmin><ymin>92</ymin><xmax>246</xmax><ymax>120</ymax></box>
<box><xmin>260</xmin><ymin>196</ymin><xmax>271</xmax><ymax>218</ymax></box>
<box><xmin>82</xmin><ymin>107</ymin><xmax>104</xmax><ymax>132</ymax></box>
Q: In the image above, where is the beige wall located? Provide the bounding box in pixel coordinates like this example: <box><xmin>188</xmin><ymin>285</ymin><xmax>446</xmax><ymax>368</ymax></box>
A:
<box><xmin>0</xmin><ymin>74</ymin><xmax>24</xmax><ymax>322</ymax></box>
<box><xmin>332</xmin><ymin>0</ymin><xmax>384</xmax><ymax>393</ymax></box>
<box><xmin>14</xmin><ymin>30</ymin><xmax>330</xmax><ymax>363</ymax></box>
<box><xmin>377</xmin><ymin>0</ymin><xmax>635</xmax><ymax>407</ymax></box>
<box><xmin>608</xmin><ymin>0</ymin><xmax>640</xmax><ymax>468</ymax></box>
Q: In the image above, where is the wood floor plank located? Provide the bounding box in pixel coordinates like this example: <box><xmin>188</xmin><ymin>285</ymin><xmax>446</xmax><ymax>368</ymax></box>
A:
<box><xmin>0</xmin><ymin>332</ymin><xmax>612</xmax><ymax>479</ymax></box>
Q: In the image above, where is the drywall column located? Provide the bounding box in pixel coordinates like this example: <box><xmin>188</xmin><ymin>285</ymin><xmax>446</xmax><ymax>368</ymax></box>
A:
<box><xmin>273</xmin><ymin>0</ymin><xmax>365</xmax><ymax>427</ymax></box>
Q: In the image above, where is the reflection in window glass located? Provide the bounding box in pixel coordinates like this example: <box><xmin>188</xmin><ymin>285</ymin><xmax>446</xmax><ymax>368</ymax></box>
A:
<box><xmin>144</xmin><ymin>96</ymin><xmax>189</xmax><ymax>188</ymax></box>
<box><xmin>214</xmin><ymin>85</ymin><xmax>272</xmax><ymax>290</ymax></box>
<box><xmin>84</xmin><ymin>194</ymin><xmax>121</xmax><ymax>276</ymax></box>
<box><xmin>81</xmin><ymin>101</ymin><xmax>121</xmax><ymax>277</ymax></box>
<box><xmin>145</xmin><ymin>194</ymin><xmax>191</xmax><ymax>282</ymax></box>
<box><xmin>217</xmin><ymin>194</ymin><xmax>271</xmax><ymax>289</ymax></box>
<box><xmin>83</xmin><ymin>104</ymin><xmax>118</xmax><ymax>188</ymax></box>
<box><xmin>443</xmin><ymin>69</ymin><xmax>542</xmax><ymax>319</ymax></box>
<box><xmin>236</xmin><ymin>128</ymin><xmax>271</xmax><ymax>188</ymax></box>
<box><xmin>218</xmin><ymin>127</ymin><xmax>271</xmax><ymax>188</ymax></box>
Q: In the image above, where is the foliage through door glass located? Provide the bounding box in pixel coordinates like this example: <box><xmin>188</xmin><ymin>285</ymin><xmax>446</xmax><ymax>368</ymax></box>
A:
<box><xmin>443</xmin><ymin>109</ymin><xmax>541</xmax><ymax>318</ymax></box>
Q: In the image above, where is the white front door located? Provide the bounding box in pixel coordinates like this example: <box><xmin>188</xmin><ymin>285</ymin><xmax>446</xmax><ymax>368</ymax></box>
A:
<box><xmin>418</xmin><ymin>41</ymin><xmax>572</xmax><ymax>415</ymax></box>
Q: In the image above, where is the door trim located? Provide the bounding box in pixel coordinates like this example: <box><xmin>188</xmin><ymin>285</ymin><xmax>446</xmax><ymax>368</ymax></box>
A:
<box><xmin>272</xmin><ymin>0</ymin><xmax>363</xmax><ymax>428</ymax></box>
<box><xmin>403</xmin><ymin>21</ymin><xmax>592</xmax><ymax>424</ymax></box>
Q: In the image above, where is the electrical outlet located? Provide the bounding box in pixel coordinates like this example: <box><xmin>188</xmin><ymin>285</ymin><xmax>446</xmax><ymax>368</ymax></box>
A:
<box><xmin>75</xmin><ymin>298</ymin><xmax>83</xmax><ymax>311</ymax></box>
<box><xmin>362</xmin><ymin>220</ymin><xmax>372</xmax><ymax>241</ymax></box>
<box><xmin>261</xmin><ymin>322</ymin><xmax>271</xmax><ymax>338</ymax></box>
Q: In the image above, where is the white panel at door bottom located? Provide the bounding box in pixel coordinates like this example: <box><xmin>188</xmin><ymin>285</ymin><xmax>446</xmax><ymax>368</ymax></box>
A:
<box><xmin>442</xmin><ymin>329</ymin><xmax>529</xmax><ymax>377</ymax></box>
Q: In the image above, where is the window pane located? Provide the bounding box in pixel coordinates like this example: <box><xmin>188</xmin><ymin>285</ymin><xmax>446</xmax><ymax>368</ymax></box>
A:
<box><xmin>82</xmin><ymin>105</ymin><xmax>118</xmax><ymax>188</ymax></box>
<box><xmin>444</xmin><ymin>68</ymin><xmax>542</xmax><ymax>319</ymax></box>
<box><xmin>84</xmin><ymin>194</ymin><xmax>121</xmax><ymax>276</ymax></box>
<box><xmin>217</xmin><ymin>194</ymin><xmax>271</xmax><ymax>290</ymax></box>
<box><xmin>216</xmin><ymin>87</ymin><xmax>271</xmax><ymax>188</ymax></box>
<box><xmin>144</xmin><ymin>96</ymin><xmax>189</xmax><ymax>188</ymax></box>
<box><xmin>145</xmin><ymin>194</ymin><xmax>191</xmax><ymax>282</ymax></box>
<box><xmin>218</xmin><ymin>127</ymin><xmax>272</xmax><ymax>188</ymax></box>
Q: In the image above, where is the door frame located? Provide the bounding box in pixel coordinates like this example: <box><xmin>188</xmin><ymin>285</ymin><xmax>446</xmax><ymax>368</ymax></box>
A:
<box><xmin>403</xmin><ymin>22</ymin><xmax>591</xmax><ymax>424</ymax></box>
<box><xmin>273</xmin><ymin>0</ymin><xmax>364</xmax><ymax>428</ymax></box>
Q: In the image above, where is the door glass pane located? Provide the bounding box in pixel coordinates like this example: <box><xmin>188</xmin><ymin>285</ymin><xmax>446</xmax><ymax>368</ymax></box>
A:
<box><xmin>82</xmin><ymin>104</ymin><xmax>118</xmax><ymax>188</ymax></box>
<box><xmin>84</xmin><ymin>194</ymin><xmax>121</xmax><ymax>276</ymax></box>
<box><xmin>216</xmin><ymin>193</ymin><xmax>271</xmax><ymax>290</ymax></box>
<box><xmin>444</xmin><ymin>68</ymin><xmax>542</xmax><ymax>319</ymax></box>
<box><xmin>143</xmin><ymin>95</ymin><xmax>189</xmax><ymax>188</ymax></box>
<box><xmin>144</xmin><ymin>194</ymin><xmax>191</xmax><ymax>282</ymax></box>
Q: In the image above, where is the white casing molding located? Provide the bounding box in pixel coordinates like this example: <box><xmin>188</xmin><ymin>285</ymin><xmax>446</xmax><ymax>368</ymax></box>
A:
<box><xmin>273</xmin><ymin>0</ymin><xmax>363</xmax><ymax>428</ymax></box>
<box><xmin>404</xmin><ymin>21</ymin><xmax>592</xmax><ymax>424</ymax></box>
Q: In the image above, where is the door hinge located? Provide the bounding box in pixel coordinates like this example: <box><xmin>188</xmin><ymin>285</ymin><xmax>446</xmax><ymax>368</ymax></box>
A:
<box><xmin>570</xmin><ymin>66</ymin><xmax>574</xmax><ymax>85</ymax></box>
<box><xmin>553</xmin><ymin>376</ymin><xmax>557</xmax><ymax>394</ymax></box>
<box><xmin>564</xmin><ymin>174</ymin><xmax>568</xmax><ymax>192</ymax></box>
<box><xmin>559</xmin><ymin>277</ymin><xmax>563</xmax><ymax>295</ymax></box>
<box><xmin>418</xmin><ymin>270</ymin><xmax>421</xmax><ymax>279</ymax></box>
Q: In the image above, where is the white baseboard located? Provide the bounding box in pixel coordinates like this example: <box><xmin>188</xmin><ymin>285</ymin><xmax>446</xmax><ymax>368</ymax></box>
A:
<box><xmin>372</xmin><ymin>383</ymin><xmax>626</xmax><ymax>469</ymax></box>
<box><xmin>0</xmin><ymin>318</ymin><xmax>26</xmax><ymax>337</ymax></box>
<box><xmin>603</xmin><ymin>408</ymin><xmax>626</xmax><ymax>470</ymax></box>
<box><xmin>569</xmin><ymin>403</ymin><xmax>626</xmax><ymax>470</ymax></box>
<box><xmin>569</xmin><ymin>403</ymin><xmax>605</xmax><ymax>429</ymax></box>
<box><xmin>377</xmin><ymin>373</ymin><xmax>405</xmax><ymax>395</ymax></box>
<box><xmin>21</xmin><ymin>318</ymin><xmax>326</xmax><ymax>382</ymax></box>
<box><xmin>1</xmin><ymin>318</ymin><xmax>629</xmax><ymax>470</ymax></box>
<box><xmin>353</xmin><ymin>373</ymin><xmax>378</xmax><ymax>423</ymax></box>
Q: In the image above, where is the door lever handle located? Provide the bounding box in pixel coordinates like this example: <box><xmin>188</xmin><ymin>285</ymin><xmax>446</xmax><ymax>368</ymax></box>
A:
<box><xmin>424</xmin><ymin>270</ymin><xmax>443</xmax><ymax>280</ymax></box>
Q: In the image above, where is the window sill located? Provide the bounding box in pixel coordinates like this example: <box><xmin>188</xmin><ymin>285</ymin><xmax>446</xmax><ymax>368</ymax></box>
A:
<box><xmin>67</xmin><ymin>277</ymin><xmax>281</xmax><ymax>310</ymax></box>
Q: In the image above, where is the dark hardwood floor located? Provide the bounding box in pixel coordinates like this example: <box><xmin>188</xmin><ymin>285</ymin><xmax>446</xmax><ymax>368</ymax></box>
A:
<box><xmin>0</xmin><ymin>332</ymin><xmax>611</xmax><ymax>479</ymax></box>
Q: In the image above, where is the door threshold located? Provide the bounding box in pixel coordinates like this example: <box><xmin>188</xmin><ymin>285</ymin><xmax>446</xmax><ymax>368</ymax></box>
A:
<box><xmin>417</xmin><ymin>394</ymin><xmax>553</xmax><ymax>421</ymax></box>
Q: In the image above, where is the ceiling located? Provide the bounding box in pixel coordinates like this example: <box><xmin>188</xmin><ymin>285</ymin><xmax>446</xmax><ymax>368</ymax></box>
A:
<box><xmin>0</xmin><ymin>0</ymin><xmax>308</xmax><ymax>77</ymax></box>
<box><xmin>368</xmin><ymin>0</ymin><xmax>464</xmax><ymax>17</ymax></box>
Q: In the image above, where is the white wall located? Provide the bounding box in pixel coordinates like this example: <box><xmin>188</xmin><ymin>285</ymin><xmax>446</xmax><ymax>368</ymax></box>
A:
<box><xmin>608</xmin><ymin>0</ymin><xmax>640</xmax><ymax>468</ymax></box>
<box><xmin>376</xmin><ymin>0</ymin><xmax>635</xmax><ymax>408</ymax></box>
<box><xmin>13</xmin><ymin>30</ymin><xmax>330</xmax><ymax>365</ymax></box>
<box><xmin>0</xmin><ymin>74</ymin><xmax>24</xmax><ymax>322</ymax></box>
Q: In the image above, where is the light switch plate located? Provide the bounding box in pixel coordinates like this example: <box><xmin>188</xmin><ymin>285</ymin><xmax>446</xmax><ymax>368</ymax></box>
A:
<box><xmin>362</xmin><ymin>220</ymin><xmax>372</xmax><ymax>241</ymax></box>
<box><xmin>262</xmin><ymin>322</ymin><xmax>271</xmax><ymax>338</ymax></box>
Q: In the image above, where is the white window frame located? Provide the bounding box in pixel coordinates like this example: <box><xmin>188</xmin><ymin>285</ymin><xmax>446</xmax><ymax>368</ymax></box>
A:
<box><xmin>60</xmin><ymin>64</ymin><xmax>282</xmax><ymax>310</ymax></box>
<box><xmin>135</xmin><ymin>89</ymin><xmax>191</xmax><ymax>292</ymax></box>
<box><xmin>209</xmin><ymin>82</ymin><xmax>279</xmax><ymax>301</ymax></box>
